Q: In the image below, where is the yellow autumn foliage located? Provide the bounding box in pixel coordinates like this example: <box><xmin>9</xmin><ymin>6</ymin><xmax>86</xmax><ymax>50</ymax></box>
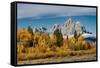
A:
<box><xmin>17</xmin><ymin>29</ymin><xmax>32</xmax><ymax>42</ymax></box>
<box><xmin>17</xmin><ymin>29</ymin><xmax>96</xmax><ymax>61</ymax></box>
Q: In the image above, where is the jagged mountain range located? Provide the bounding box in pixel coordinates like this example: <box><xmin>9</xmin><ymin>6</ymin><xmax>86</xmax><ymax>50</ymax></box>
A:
<box><xmin>50</xmin><ymin>18</ymin><xmax>91</xmax><ymax>37</ymax></box>
<box><xmin>32</xmin><ymin>18</ymin><xmax>92</xmax><ymax>37</ymax></box>
<box><xmin>33</xmin><ymin>27</ymin><xmax>47</xmax><ymax>33</ymax></box>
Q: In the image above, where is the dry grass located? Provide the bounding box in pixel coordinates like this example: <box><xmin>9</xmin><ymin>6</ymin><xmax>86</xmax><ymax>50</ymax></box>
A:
<box><xmin>17</xmin><ymin>46</ymin><xmax>96</xmax><ymax>61</ymax></box>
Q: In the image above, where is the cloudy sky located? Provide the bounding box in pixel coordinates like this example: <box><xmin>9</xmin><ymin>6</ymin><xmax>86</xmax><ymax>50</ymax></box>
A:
<box><xmin>17</xmin><ymin>3</ymin><xmax>96</xmax><ymax>19</ymax></box>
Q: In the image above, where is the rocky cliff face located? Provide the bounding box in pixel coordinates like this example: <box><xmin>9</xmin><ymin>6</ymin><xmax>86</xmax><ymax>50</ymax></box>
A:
<box><xmin>75</xmin><ymin>21</ymin><xmax>86</xmax><ymax>36</ymax></box>
<box><xmin>62</xmin><ymin>18</ymin><xmax>86</xmax><ymax>37</ymax></box>
<box><xmin>50</xmin><ymin>18</ymin><xmax>86</xmax><ymax>37</ymax></box>
<box><xmin>62</xmin><ymin>18</ymin><xmax>75</xmax><ymax>36</ymax></box>
<box><xmin>50</xmin><ymin>24</ymin><xmax>61</xmax><ymax>34</ymax></box>
<box><xmin>33</xmin><ymin>27</ymin><xmax>47</xmax><ymax>33</ymax></box>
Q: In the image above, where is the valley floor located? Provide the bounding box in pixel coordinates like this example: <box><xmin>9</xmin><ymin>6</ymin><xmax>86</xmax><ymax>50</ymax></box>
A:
<box><xmin>17</xmin><ymin>54</ymin><xmax>96</xmax><ymax>65</ymax></box>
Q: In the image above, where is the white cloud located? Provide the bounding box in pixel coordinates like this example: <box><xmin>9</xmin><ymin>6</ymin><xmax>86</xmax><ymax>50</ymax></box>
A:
<box><xmin>17</xmin><ymin>3</ymin><xmax>96</xmax><ymax>19</ymax></box>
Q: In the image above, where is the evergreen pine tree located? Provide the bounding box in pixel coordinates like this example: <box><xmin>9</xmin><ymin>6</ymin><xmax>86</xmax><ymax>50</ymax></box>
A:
<box><xmin>53</xmin><ymin>29</ymin><xmax>63</xmax><ymax>47</ymax></box>
<box><xmin>27</xmin><ymin>25</ymin><xmax>33</xmax><ymax>35</ymax></box>
<box><xmin>74</xmin><ymin>30</ymin><xmax>77</xmax><ymax>39</ymax></box>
